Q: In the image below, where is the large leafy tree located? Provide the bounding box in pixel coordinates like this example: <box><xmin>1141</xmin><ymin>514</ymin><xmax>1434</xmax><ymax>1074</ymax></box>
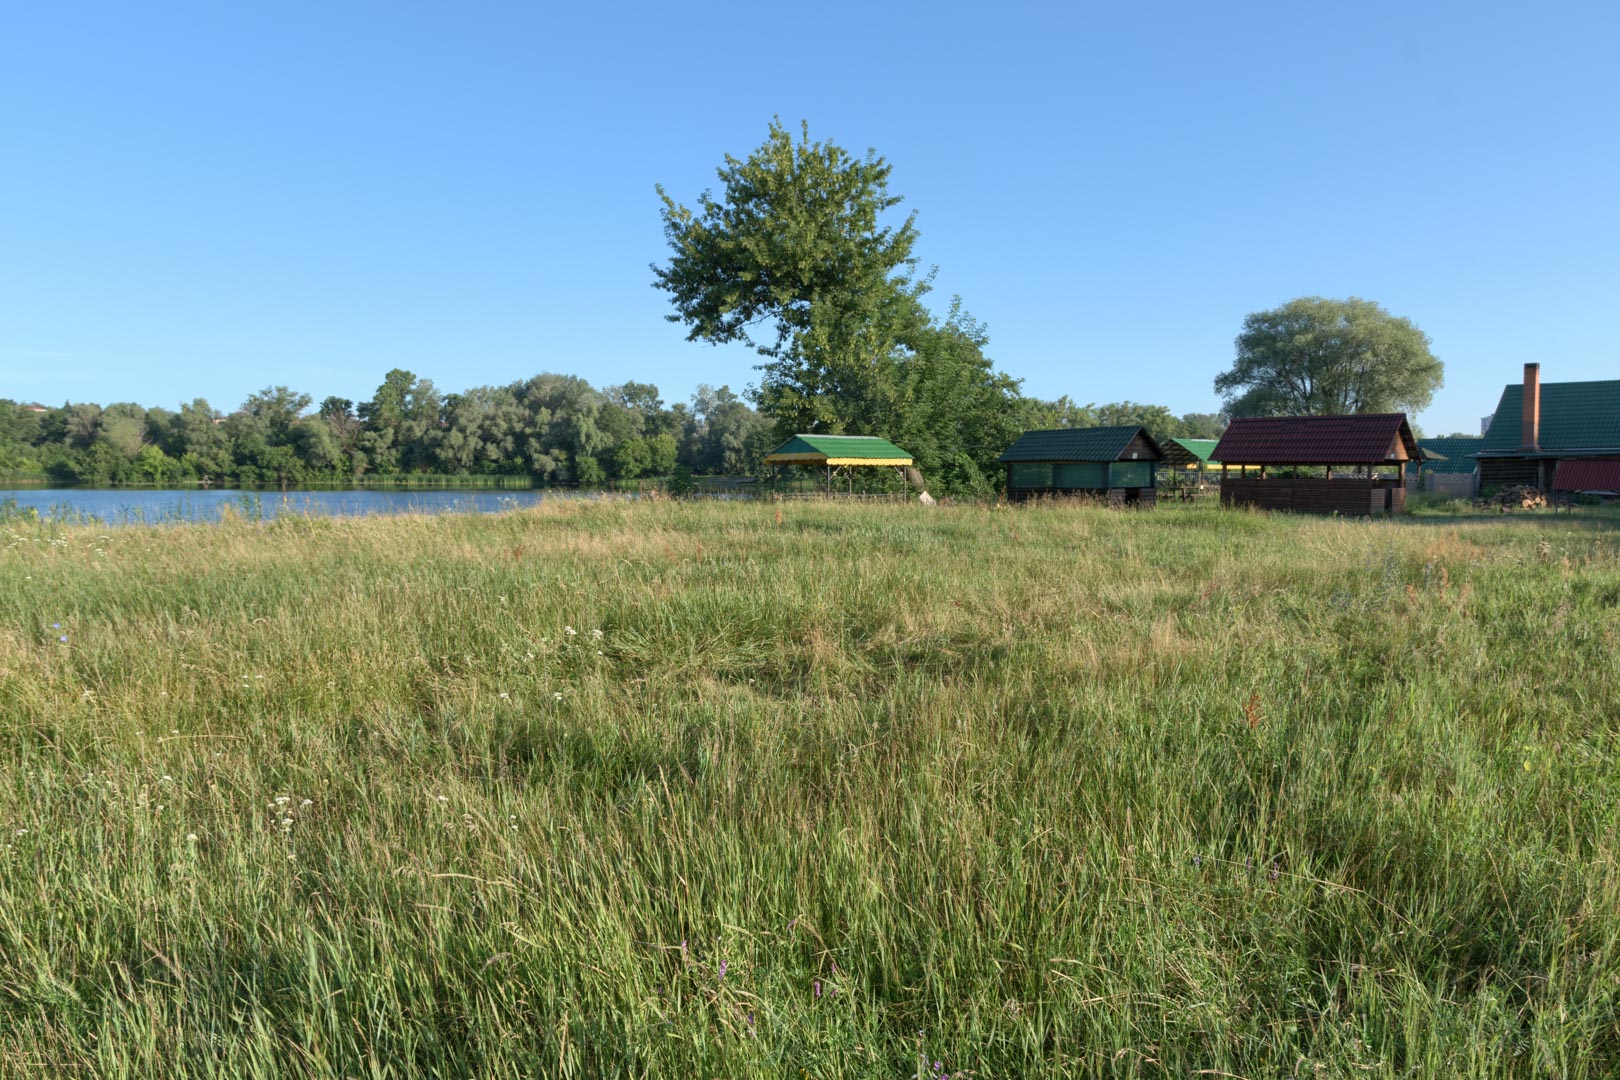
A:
<box><xmin>653</xmin><ymin>119</ymin><xmax>925</xmax><ymax>434</ymax></box>
<box><xmin>654</xmin><ymin>121</ymin><xmax>1039</xmax><ymax>493</ymax></box>
<box><xmin>1215</xmin><ymin>297</ymin><xmax>1443</xmax><ymax>417</ymax></box>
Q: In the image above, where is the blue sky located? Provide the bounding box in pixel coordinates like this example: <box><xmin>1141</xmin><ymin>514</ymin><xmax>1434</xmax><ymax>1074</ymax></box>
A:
<box><xmin>3</xmin><ymin>1</ymin><xmax>1616</xmax><ymax>436</ymax></box>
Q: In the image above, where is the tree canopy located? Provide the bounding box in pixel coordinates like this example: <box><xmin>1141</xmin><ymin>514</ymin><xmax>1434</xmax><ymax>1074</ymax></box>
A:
<box><xmin>653</xmin><ymin>120</ymin><xmax>1040</xmax><ymax>495</ymax></box>
<box><xmin>1215</xmin><ymin>296</ymin><xmax>1443</xmax><ymax>417</ymax></box>
<box><xmin>0</xmin><ymin>374</ymin><xmax>771</xmax><ymax>488</ymax></box>
<box><xmin>653</xmin><ymin>119</ymin><xmax>921</xmax><ymax>366</ymax></box>
<box><xmin>1015</xmin><ymin>398</ymin><xmax>1226</xmax><ymax>445</ymax></box>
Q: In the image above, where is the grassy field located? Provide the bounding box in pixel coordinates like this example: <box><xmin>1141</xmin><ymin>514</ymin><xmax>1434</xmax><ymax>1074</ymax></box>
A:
<box><xmin>2</xmin><ymin>500</ymin><xmax>1618</xmax><ymax>1078</ymax></box>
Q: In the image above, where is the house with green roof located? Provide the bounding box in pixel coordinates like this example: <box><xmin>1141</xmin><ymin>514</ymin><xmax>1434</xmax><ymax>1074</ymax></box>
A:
<box><xmin>999</xmin><ymin>426</ymin><xmax>1164</xmax><ymax>504</ymax></box>
<box><xmin>1406</xmin><ymin>435</ymin><xmax>1483</xmax><ymax>496</ymax></box>
<box><xmin>1475</xmin><ymin>364</ymin><xmax>1620</xmax><ymax>490</ymax></box>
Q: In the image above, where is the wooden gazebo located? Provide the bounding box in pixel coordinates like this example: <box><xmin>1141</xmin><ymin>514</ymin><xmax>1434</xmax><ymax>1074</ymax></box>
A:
<box><xmin>763</xmin><ymin>434</ymin><xmax>917</xmax><ymax>497</ymax></box>
<box><xmin>1211</xmin><ymin>414</ymin><xmax>1424</xmax><ymax>515</ymax></box>
<box><xmin>1162</xmin><ymin>437</ymin><xmax>1220</xmax><ymax>496</ymax></box>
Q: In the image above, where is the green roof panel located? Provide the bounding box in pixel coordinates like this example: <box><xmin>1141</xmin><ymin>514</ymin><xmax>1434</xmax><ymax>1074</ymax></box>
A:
<box><xmin>765</xmin><ymin>434</ymin><xmax>913</xmax><ymax>461</ymax></box>
<box><xmin>1479</xmin><ymin>380</ymin><xmax>1620</xmax><ymax>456</ymax></box>
<box><xmin>1000</xmin><ymin>426</ymin><xmax>1153</xmax><ymax>463</ymax></box>
<box><xmin>1414</xmin><ymin>436</ymin><xmax>1483</xmax><ymax>474</ymax></box>
<box><xmin>1168</xmin><ymin>437</ymin><xmax>1220</xmax><ymax>464</ymax></box>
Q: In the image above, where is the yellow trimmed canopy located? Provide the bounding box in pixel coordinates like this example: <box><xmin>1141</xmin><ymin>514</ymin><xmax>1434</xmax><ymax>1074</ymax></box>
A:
<box><xmin>763</xmin><ymin>434</ymin><xmax>913</xmax><ymax>467</ymax></box>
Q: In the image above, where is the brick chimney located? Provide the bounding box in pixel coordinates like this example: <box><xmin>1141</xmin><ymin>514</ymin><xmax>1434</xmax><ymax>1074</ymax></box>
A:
<box><xmin>1520</xmin><ymin>362</ymin><xmax>1540</xmax><ymax>450</ymax></box>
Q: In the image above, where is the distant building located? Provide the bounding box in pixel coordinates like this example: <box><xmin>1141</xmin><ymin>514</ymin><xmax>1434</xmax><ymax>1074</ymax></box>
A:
<box><xmin>24</xmin><ymin>403</ymin><xmax>48</xmax><ymax>413</ymax></box>
<box><xmin>1407</xmin><ymin>435</ymin><xmax>1483</xmax><ymax>497</ymax></box>
<box><xmin>1480</xmin><ymin>414</ymin><xmax>1494</xmax><ymax>437</ymax></box>
<box><xmin>1475</xmin><ymin>363</ymin><xmax>1620</xmax><ymax>490</ymax></box>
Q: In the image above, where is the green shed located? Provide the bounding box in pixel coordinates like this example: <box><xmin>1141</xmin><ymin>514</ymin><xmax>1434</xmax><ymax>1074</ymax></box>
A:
<box><xmin>999</xmin><ymin>426</ymin><xmax>1165</xmax><ymax>504</ymax></box>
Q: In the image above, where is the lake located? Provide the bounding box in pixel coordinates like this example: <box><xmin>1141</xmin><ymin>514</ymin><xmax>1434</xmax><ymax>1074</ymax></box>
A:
<box><xmin>0</xmin><ymin>487</ymin><xmax>571</xmax><ymax>524</ymax></box>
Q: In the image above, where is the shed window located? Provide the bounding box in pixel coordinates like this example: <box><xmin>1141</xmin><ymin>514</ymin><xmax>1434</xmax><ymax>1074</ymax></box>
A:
<box><xmin>1053</xmin><ymin>462</ymin><xmax>1106</xmax><ymax>489</ymax></box>
<box><xmin>1010</xmin><ymin>463</ymin><xmax>1052</xmax><ymax>488</ymax></box>
<box><xmin>1109</xmin><ymin>461</ymin><xmax>1152</xmax><ymax>488</ymax></box>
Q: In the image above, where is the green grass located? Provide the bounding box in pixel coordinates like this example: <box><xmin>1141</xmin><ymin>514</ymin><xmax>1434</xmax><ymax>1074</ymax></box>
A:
<box><xmin>2</xmin><ymin>501</ymin><xmax>1618</xmax><ymax>1077</ymax></box>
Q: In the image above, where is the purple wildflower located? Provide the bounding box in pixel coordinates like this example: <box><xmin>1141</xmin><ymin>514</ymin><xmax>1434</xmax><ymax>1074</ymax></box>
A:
<box><xmin>718</xmin><ymin>960</ymin><xmax>727</xmax><ymax>981</ymax></box>
<box><xmin>59</xmin><ymin>636</ymin><xmax>68</xmax><ymax>643</ymax></box>
<box><xmin>813</xmin><ymin>979</ymin><xmax>821</xmax><ymax>999</ymax></box>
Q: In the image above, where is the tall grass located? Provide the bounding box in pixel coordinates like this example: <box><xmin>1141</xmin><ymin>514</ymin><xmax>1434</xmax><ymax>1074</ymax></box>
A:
<box><xmin>2</xmin><ymin>502</ymin><xmax>1617</xmax><ymax>1077</ymax></box>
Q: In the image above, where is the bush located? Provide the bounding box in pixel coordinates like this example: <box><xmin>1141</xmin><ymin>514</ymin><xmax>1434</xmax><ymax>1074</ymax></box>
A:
<box><xmin>665</xmin><ymin>464</ymin><xmax>696</xmax><ymax>497</ymax></box>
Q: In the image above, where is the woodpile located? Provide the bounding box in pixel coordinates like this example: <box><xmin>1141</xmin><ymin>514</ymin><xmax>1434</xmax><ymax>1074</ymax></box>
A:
<box><xmin>1484</xmin><ymin>485</ymin><xmax>1547</xmax><ymax>510</ymax></box>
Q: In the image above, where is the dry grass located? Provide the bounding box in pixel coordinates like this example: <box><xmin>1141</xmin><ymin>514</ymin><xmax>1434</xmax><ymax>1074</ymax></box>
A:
<box><xmin>2</xmin><ymin>500</ymin><xmax>1618</xmax><ymax>1077</ymax></box>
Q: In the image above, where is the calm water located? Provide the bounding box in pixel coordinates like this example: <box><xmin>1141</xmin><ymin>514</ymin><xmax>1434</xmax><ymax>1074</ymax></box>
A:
<box><xmin>0</xmin><ymin>487</ymin><xmax>569</xmax><ymax>524</ymax></box>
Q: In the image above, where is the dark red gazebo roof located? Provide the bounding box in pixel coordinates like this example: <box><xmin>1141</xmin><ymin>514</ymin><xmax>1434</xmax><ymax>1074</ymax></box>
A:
<box><xmin>1212</xmin><ymin>414</ymin><xmax>1423</xmax><ymax>466</ymax></box>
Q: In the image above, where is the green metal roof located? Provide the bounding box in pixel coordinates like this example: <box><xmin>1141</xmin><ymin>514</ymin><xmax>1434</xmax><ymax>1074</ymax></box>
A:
<box><xmin>1413</xmin><ymin>436</ymin><xmax>1483</xmax><ymax>474</ymax></box>
<box><xmin>764</xmin><ymin>434</ymin><xmax>913</xmax><ymax>461</ymax></box>
<box><xmin>1168</xmin><ymin>437</ymin><xmax>1220</xmax><ymax>464</ymax></box>
<box><xmin>999</xmin><ymin>426</ymin><xmax>1161</xmax><ymax>463</ymax></box>
<box><xmin>1478</xmin><ymin>380</ymin><xmax>1620</xmax><ymax>457</ymax></box>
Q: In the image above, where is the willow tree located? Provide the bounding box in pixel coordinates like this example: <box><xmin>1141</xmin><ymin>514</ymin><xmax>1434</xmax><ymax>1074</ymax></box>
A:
<box><xmin>1215</xmin><ymin>297</ymin><xmax>1443</xmax><ymax>417</ymax></box>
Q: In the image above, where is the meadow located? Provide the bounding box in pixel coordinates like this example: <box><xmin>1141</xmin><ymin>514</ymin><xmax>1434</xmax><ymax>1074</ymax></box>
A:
<box><xmin>1</xmin><ymin>499</ymin><xmax>1617</xmax><ymax>1078</ymax></box>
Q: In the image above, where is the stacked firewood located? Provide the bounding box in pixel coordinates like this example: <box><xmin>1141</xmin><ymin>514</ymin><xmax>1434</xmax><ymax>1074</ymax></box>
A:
<box><xmin>1484</xmin><ymin>485</ymin><xmax>1548</xmax><ymax>510</ymax></box>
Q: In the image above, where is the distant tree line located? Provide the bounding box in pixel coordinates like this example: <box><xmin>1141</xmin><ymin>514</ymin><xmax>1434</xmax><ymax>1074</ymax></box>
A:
<box><xmin>0</xmin><ymin>373</ymin><xmax>777</xmax><ymax>488</ymax></box>
<box><xmin>0</xmin><ymin>369</ymin><xmax>1221</xmax><ymax>492</ymax></box>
